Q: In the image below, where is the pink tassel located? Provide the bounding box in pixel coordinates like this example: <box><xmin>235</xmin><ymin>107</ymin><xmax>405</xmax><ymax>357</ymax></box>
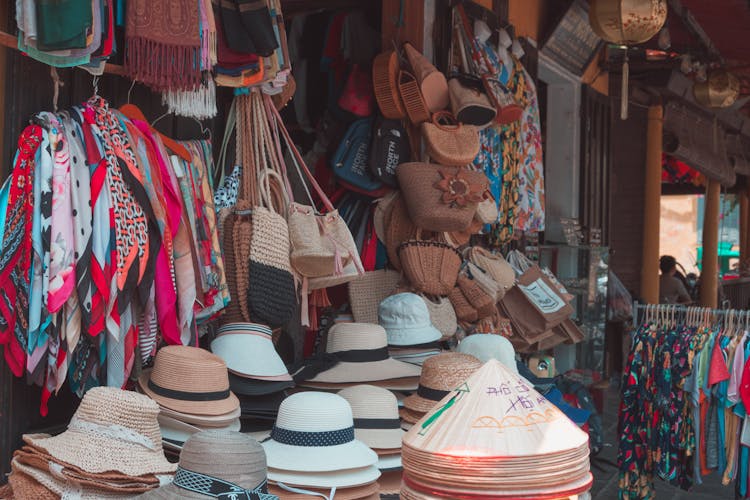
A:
<box><xmin>300</xmin><ymin>278</ymin><xmax>310</xmax><ymax>327</ymax></box>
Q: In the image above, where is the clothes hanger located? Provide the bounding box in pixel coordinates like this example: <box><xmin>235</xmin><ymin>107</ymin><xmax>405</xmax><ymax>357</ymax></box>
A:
<box><xmin>119</xmin><ymin>103</ymin><xmax>191</xmax><ymax>162</ymax></box>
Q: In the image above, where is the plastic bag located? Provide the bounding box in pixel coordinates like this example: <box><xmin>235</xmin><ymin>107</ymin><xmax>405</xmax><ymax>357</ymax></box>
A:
<box><xmin>607</xmin><ymin>270</ymin><xmax>633</xmax><ymax>321</ymax></box>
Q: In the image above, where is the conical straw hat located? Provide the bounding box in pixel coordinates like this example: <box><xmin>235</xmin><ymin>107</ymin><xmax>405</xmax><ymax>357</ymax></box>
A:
<box><xmin>402</xmin><ymin>359</ymin><xmax>588</xmax><ymax>458</ymax></box>
<box><xmin>403</xmin><ymin>353</ymin><xmax>482</xmax><ymax>414</ymax></box>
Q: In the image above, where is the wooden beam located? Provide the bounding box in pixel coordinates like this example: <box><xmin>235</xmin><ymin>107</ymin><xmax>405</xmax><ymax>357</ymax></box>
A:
<box><xmin>381</xmin><ymin>0</ymin><xmax>424</xmax><ymax>51</ymax></box>
<box><xmin>700</xmin><ymin>179</ymin><xmax>721</xmax><ymax>307</ymax></box>
<box><xmin>0</xmin><ymin>29</ymin><xmax>126</xmax><ymax>77</ymax></box>
<box><xmin>640</xmin><ymin>104</ymin><xmax>663</xmax><ymax>304</ymax></box>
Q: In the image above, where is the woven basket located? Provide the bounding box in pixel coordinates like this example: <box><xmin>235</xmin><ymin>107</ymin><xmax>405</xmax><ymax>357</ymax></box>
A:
<box><xmin>421</xmin><ymin>111</ymin><xmax>480</xmax><ymax>166</ymax></box>
<box><xmin>385</xmin><ymin>194</ymin><xmax>417</xmax><ymax>270</ymax></box>
<box><xmin>399</xmin><ymin>70</ymin><xmax>430</xmax><ymax>125</ymax></box>
<box><xmin>466</xmin><ymin>261</ymin><xmax>501</xmax><ymax>302</ymax></box>
<box><xmin>221</xmin><ymin>210</ymin><xmax>245</xmax><ymax>324</ymax></box>
<box><xmin>457</xmin><ymin>272</ymin><xmax>496</xmax><ymax>319</ymax></box>
<box><xmin>398</xmin><ymin>232</ymin><xmax>461</xmax><ymax>296</ymax></box>
<box><xmin>373</xmin><ymin>50</ymin><xmax>406</xmax><ymax>119</ymax></box>
<box><xmin>397</xmin><ymin>163</ymin><xmax>488</xmax><ymax>232</ymax></box>
<box><xmin>420</xmin><ymin>294</ymin><xmax>457</xmax><ymax>340</ymax></box>
<box><xmin>449</xmin><ymin>286</ymin><xmax>477</xmax><ymax>323</ymax></box>
<box><xmin>348</xmin><ymin>269</ymin><xmax>402</xmax><ymax>323</ymax></box>
<box><xmin>466</xmin><ymin>247</ymin><xmax>515</xmax><ymax>299</ymax></box>
<box><xmin>232</xmin><ymin>201</ymin><xmax>254</xmax><ymax>322</ymax></box>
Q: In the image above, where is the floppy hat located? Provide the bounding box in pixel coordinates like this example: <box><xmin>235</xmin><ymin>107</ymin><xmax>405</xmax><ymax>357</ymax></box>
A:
<box><xmin>403</xmin><ymin>353</ymin><xmax>482</xmax><ymax>415</ymax></box>
<box><xmin>24</xmin><ymin>387</ymin><xmax>176</xmax><ymax>477</ymax></box>
<box><xmin>138</xmin><ymin>345</ymin><xmax>240</xmax><ymax>416</ymax></box>
<box><xmin>458</xmin><ymin>333</ymin><xmax>518</xmax><ymax>373</ymax></box>
<box><xmin>379</xmin><ymin>293</ymin><xmax>442</xmax><ymax>346</ymax></box>
<box><xmin>267</xmin><ymin>466</ymin><xmax>380</xmax><ymax>489</ymax></box>
<box><xmin>262</xmin><ymin>392</ymin><xmax>378</xmax><ymax>473</ymax></box>
<box><xmin>338</xmin><ymin>385</ymin><xmax>405</xmax><ymax>450</ymax></box>
<box><xmin>211</xmin><ymin>323</ymin><xmax>292</xmax><ymax>381</ymax></box>
<box><xmin>140</xmin><ymin>430</ymin><xmax>277</xmax><ymax>499</ymax></box>
<box><xmin>158</xmin><ymin>414</ymin><xmax>241</xmax><ymax>450</ymax></box>
<box><xmin>301</xmin><ymin>323</ymin><xmax>422</xmax><ymax>384</ymax></box>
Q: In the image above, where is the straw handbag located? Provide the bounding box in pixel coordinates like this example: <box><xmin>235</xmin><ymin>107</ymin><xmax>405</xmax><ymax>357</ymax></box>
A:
<box><xmin>403</xmin><ymin>42</ymin><xmax>449</xmax><ymax>113</ymax></box>
<box><xmin>246</xmin><ymin>93</ymin><xmax>297</xmax><ymax>328</ymax></box>
<box><xmin>396</xmin><ymin>163</ymin><xmax>488</xmax><ymax>232</ymax></box>
<box><xmin>420</xmin><ymin>294</ymin><xmax>457</xmax><ymax>340</ymax></box>
<box><xmin>475</xmin><ymin>192</ymin><xmax>498</xmax><ymax>224</ymax></box>
<box><xmin>449</xmin><ymin>286</ymin><xmax>478</xmax><ymax>323</ymax></box>
<box><xmin>348</xmin><ymin>269</ymin><xmax>401</xmax><ymax>323</ymax></box>
<box><xmin>399</xmin><ymin>70</ymin><xmax>431</xmax><ymax>125</ymax></box>
<box><xmin>466</xmin><ymin>246</ymin><xmax>515</xmax><ymax>299</ymax></box>
<box><xmin>421</xmin><ymin>111</ymin><xmax>480</xmax><ymax>166</ymax></box>
<box><xmin>373</xmin><ymin>50</ymin><xmax>406</xmax><ymax>119</ymax></box>
<box><xmin>398</xmin><ymin>230</ymin><xmax>462</xmax><ymax>296</ymax></box>
<box><xmin>457</xmin><ymin>266</ymin><xmax>497</xmax><ymax>319</ymax></box>
<box><xmin>383</xmin><ymin>193</ymin><xmax>417</xmax><ymax>270</ymax></box>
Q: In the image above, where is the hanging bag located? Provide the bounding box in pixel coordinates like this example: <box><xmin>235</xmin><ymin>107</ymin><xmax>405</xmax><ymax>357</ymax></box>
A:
<box><xmin>421</xmin><ymin>111</ymin><xmax>480</xmax><ymax>166</ymax></box>
<box><xmin>398</xmin><ymin>230</ymin><xmax>462</xmax><ymax>296</ymax></box>
<box><xmin>448</xmin><ymin>76</ymin><xmax>496</xmax><ymax>128</ymax></box>
<box><xmin>369</xmin><ymin>115</ymin><xmax>410</xmax><ymax>187</ymax></box>
<box><xmin>331</xmin><ymin>117</ymin><xmax>385</xmax><ymax>194</ymax></box>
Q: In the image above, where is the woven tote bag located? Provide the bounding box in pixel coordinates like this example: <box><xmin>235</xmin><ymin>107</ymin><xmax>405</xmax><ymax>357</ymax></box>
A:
<box><xmin>398</xmin><ymin>231</ymin><xmax>462</xmax><ymax>296</ymax></box>
<box><xmin>396</xmin><ymin>163</ymin><xmax>488</xmax><ymax>232</ymax></box>
<box><xmin>373</xmin><ymin>50</ymin><xmax>406</xmax><ymax>119</ymax></box>
<box><xmin>457</xmin><ymin>268</ymin><xmax>496</xmax><ymax>319</ymax></box>
<box><xmin>348</xmin><ymin>269</ymin><xmax>401</xmax><ymax>323</ymax></box>
<box><xmin>466</xmin><ymin>247</ymin><xmax>516</xmax><ymax>299</ymax></box>
<box><xmin>421</xmin><ymin>111</ymin><xmax>480</xmax><ymax>166</ymax></box>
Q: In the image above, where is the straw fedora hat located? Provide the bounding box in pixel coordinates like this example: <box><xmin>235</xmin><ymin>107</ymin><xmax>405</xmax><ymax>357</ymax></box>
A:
<box><xmin>158</xmin><ymin>414</ymin><xmax>241</xmax><ymax>451</ymax></box>
<box><xmin>403</xmin><ymin>353</ymin><xmax>482</xmax><ymax>415</ymax></box>
<box><xmin>378</xmin><ymin>293</ymin><xmax>442</xmax><ymax>347</ymax></box>
<box><xmin>304</xmin><ymin>323</ymin><xmax>422</xmax><ymax>384</ymax></box>
<box><xmin>138</xmin><ymin>345</ymin><xmax>239</xmax><ymax>416</ymax></box>
<box><xmin>24</xmin><ymin>387</ymin><xmax>176</xmax><ymax>477</ymax></box>
<box><xmin>458</xmin><ymin>333</ymin><xmax>518</xmax><ymax>373</ymax></box>
<box><xmin>211</xmin><ymin>323</ymin><xmax>292</xmax><ymax>381</ymax></box>
<box><xmin>338</xmin><ymin>385</ymin><xmax>405</xmax><ymax>450</ymax></box>
<box><xmin>262</xmin><ymin>392</ymin><xmax>378</xmax><ymax>473</ymax></box>
<box><xmin>156</xmin><ymin>402</ymin><xmax>241</xmax><ymax>428</ymax></box>
<box><xmin>140</xmin><ymin>430</ymin><xmax>274</xmax><ymax>499</ymax></box>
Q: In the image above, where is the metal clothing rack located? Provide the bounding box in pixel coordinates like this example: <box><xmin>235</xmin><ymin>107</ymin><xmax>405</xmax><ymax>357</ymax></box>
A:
<box><xmin>632</xmin><ymin>301</ymin><xmax>750</xmax><ymax>331</ymax></box>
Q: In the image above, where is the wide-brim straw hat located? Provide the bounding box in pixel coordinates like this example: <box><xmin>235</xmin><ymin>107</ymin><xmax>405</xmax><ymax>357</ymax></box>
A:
<box><xmin>377</xmin><ymin>453</ymin><xmax>402</xmax><ymax>471</ymax></box>
<box><xmin>306</xmin><ymin>323</ymin><xmax>422</xmax><ymax>384</ymax></box>
<box><xmin>140</xmin><ymin>430</ymin><xmax>271</xmax><ymax>499</ymax></box>
<box><xmin>263</xmin><ymin>392</ymin><xmax>377</xmax><ymax>473</ymax></box>
<box><xmin>155</xmin><ymin>402</ymin><xmax>242</xmax><ymax>428</ymax></box>
<box><xmin>237</xmin><ymin>390</ymin><xmax>287</xmax><ymax>417</ymax></box>
<box><xmin>269</xmin><ymin>479</ymin><xmax>381</xmax><ymax>500</ymax></box>
<box><xmin>403</xmin><ymin>353</ymin><xmax>482</xmax><ymax>414</ymax></box>
<box><xmin>211</xmin><ymin>323</ymin><xmax>292</xmax><ymax>381</ymax></box>
<box><xmin>138</xmin><ymin>345</ymin><xmax>239</xmax><ymax>416</ymax></box>
<box><xmin>24</xmin><ymin>387</ymin><xmax>176</xmax><ymax>477</ymax></box>
<box><xmin>458</xmin><ymin>333</ymin><xmax>518</xmax><ymax>373</ymax></box>
<box><xmin>158</xmin><ymin>414</ymin><xmax>241</xmax><ymax>450</ymax></box>
<box><xmin>4</xmin><ymin>465</ymin><xmax>57</xmax><ymax>500</ymax></box>
<box><xmin>229</xmin><ymin>373</ymin><xmax>294</xmax><ymax>396</ymax></box>
<box><xmin>299</xmin><ymin>377</ymin><xmax>420</xmax><ymax>392</ymax></box>
<box><xmin>338</xmin><ymin>385</ymin><xmax>405</xmax><ymax>450</ymax></box>
<box><xmin>267</xmin><ymin>466</ymin><xmax>381</xmax><ymax>489</ymax></box>
<box><xmin>390</xmin><ymin>347</ymin><xmax>441</xmax><ymax>367</ymax></box>
<box><xmin>399</xmin><ymin>407</ymin><xmax>424</xmax><ymax>425</ymax></box>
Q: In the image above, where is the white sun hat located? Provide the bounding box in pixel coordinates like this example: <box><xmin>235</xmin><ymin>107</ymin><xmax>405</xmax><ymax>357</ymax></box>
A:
<box><xmin>211</xmin><ymin>323</ymin><xmax>292</xmax><ymax>381</ymax></box>
<box><xmin>378</xmin><ymin>293</ymin><xmax>442</xmax><ymax>346</ymax></box>
<box><xmin>262</xmin><ymin>392</ymin><xmax>378</xmax><ymax>473</ymax></box>
<box><xmin>268</xmin><ymin>465</ymin><xmax>381</xmax><ymax>489</ymax></box>
<box><xmin>338</xmin><ymin>385</ymin><xmax>405</xmax><ymax>450</ymax></box>
<box><xmin>457</xmin><ymin>333</ymin><xmax>518</xmax><ymax>373</ymax></box>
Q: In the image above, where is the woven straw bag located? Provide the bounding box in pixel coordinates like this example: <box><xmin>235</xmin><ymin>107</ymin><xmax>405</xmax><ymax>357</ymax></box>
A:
<box><xmin>421</xmin><ymin>111</ymin><xmax>480</xmax><ymax>166</ymax></box>
<box><xmin>457</xmin><ymin>268</ymin><xmax>496</xmax><ymax>319</ymax></box>
<box><xmin>396</xmin><ymin>163</ymin><xmax>488</xmax><ymax>232</ymax></box>
<box><xmin>399</xmin><ymin>70</ymin><xmax>431</xmax><ymax>125</ymax></box>
<box><xmin>449</xmin><ymin>286</ymin><xmax>478</xmax><ymax>323</ymax></box>
<box><xmin>420</xmin><ymin>294</ymin><xmax>457</xmax><ymax>340</ymax></box>
<box><xmin>373</xmin><ymin>50</ymin><xmax>406</xmax><ymax>119</ymax></box>
<box><xmin>466</xmin><ymin>261</ymin><xmax>501</xmax><ymax>302</ymax></box>
<box><xmin>384</xmin><ymin>193</ymin><xmax>417</xmax><ymax>270</ymax></box>
<box><xmin>398</xmin><ymin>230</ymin><xmax>462</xmax><ymax>296</ymax></box>
<box><xmin>466</xmin><ymin>247</ymin><xmax>515</xmax><ymax>299</ymax></box>
<box><xmin>475</xmin><ymin>192</ymin><xmax>498</xmax><ymax>224</ymax></box>
<box><xmin>349</xmin><ymin>269</ymin><xmax>401</xmax><ymax>323</ymax></box>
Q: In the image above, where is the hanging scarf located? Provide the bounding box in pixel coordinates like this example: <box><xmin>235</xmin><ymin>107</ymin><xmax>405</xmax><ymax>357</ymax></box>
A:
<box><xmin>125</xmin><ymin>0</ymin><xmax>202</xmax><ymax>91</ymax></box>
<box><xmin>34</xmin><ymin>0</ymin><xmax>93</xmax><ymax>51</ymax></box>
<box><xmin>0</xmin><ymin>125</ymin><xmax>43</xmax><ymax>377</ymax></box>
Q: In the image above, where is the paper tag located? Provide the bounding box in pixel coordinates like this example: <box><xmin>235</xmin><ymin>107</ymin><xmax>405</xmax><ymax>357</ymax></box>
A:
<box><xmin>519</xmin><ymin>278</ymin><xmax>567</xmax><ymax>314</ymax></box>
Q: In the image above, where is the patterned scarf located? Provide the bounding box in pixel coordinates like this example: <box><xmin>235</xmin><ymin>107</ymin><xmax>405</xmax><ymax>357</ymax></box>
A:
<box><xmin>0</xmin><ymin>125</ymin><xmax>43</xmax><ymax>377</ymax></box>
<box><xmin>125</xmin><ymin>0</ymin><xmax>202</xmax><ymax>91</ymax></box>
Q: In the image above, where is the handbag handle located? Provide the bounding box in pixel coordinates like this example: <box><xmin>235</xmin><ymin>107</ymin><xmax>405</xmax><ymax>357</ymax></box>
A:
<box><xmin>261</xmin><ymin>93</ymin><xmax>295</xmax><ymax>202</ymax></box>
<box><xmin>237</xmin><ymin>94</ymin><xmax>258</xmax><ymax>206</ymax></box>
<box><xmin>215</xmin><ymin>96</ymin><xmax>237</xmax><ymax>188</ymax></box>
<box><xmin>268</xmin><ymin>95</ymin><xmax>336</xmax><ymax>213</ymax></box>
<box><xmin>430</xmin><ymin>111</ymin><xmax>461</xmax><ymax>132</ymax></box>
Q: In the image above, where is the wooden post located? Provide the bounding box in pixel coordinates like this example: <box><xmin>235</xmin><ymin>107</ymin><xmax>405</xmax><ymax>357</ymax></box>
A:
<box><xmin>640</xmin><ymin>104</ymin><xmax>663</xmax><ymax>304</ymax></box>
<box><xmin>740</xmin><ymin>184</ymin><xmax>750</xmax><ymax>276</ymax></box>
<box><xmin>700</xmin><ymin>179</ymin><xmax>721</xmax><ymax>308</ymax></box>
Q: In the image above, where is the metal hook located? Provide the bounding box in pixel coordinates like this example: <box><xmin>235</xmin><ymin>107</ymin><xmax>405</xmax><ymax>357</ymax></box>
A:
<box><xmin>192</xmin><ymin>117</ymin><xmax>211</xmax><ymax>140</ymax></box>
<box><xmin>127</xmin><ymin>79</ymin><xmax>137</xmax><ymax>104</ymax></box>
<box><xmin>151</xmin><ymin>112</ymin><xmax>169</xmax><ymax>128</ymax></box>
<box><xmin>92</xmin><ymin>75</ymin><xmax>100</xmax><ymax>97</ymax></box>
<box><xmin>50</xmin><ymin>67</ymin><xmax>63</xmax><ymax>113</ymax></box>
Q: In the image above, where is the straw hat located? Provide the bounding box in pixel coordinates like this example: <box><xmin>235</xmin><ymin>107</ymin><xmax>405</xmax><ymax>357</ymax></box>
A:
<box><xmin>300</xmin><ymin>377</ymin><xmax>421</xmax><ymax>392</ymax></box>
<box><xmin>24</xmin><ymin>387</ymin><xmax>176</xmax><ymax>477</ymax></box>
<box><xmin>376</xmin><ymin>453</ymin><xmax>402</xmax><ymax>471</ymax></box>
<box><xmin>399</xmin><ymin>406</ymin><xmax>426</xmax><ymax>425</ymax></box>
<box><xmin>229</xmin><ymin>373</ymin><xmax>294</xmax><ymax>397</ymax></box>
<box><xmin>304</xmin><ymin>323</ymin><xmax>422</xmax><ymax>384</ymax></box>
<box><xmin>269</xmin><ymin>480</ymin><xmax>381</xmax><ymax>499</ymax></box>
<box><xmin>140</xmin><ymin>430</ymin><xmax>273</xmax><ymax>499</ymax></box>
<box><xmin>4</xmin><ymin>466</ymin><xmax>57</xmax><ymax>500</ymax></box>
<box><xmin>138</xmin><ymin>346</ymin><xmax>239</xmax><ymax>417</ymax></box>
<box><xmin>338</xmin><ymin>385</ymin><xmax>404</xmax><ymax>450</ymax></box>
<box><xmin>158</xmin><ymin>414</ymin><xmax>241</xmax><ymax>450</ymax></box>
<box><xmin>458</xmin><ymin>334</ymin><xmax>518</xmax><ymax>373</ymax></box>
<box><xmin>262</xmin><ymin>392</ymin><xmax>378</xmax><ymax>473</ymax></box>
<box><xmin>211</xmin><ymin>323</ymin><xmax>292</xmax><ymax>381</ymax></box>
<box><xmin>379</xmin><ymin>293</ymin><xmax>442</xmax><ymax>347</ymax></box>
<box><xmin>403</xmin><ymin>353</ymin><xmax>482</xmax><ymax>414</ymax></box>
<box><xmin>267</xmin><ymin>466</ymin><xmax>380</xmax><ymax>489</ymax></box>
<box><xmin>156</xmin><ymin>403</ymin><xmax>241</xmax><ymax>428</ymax></box>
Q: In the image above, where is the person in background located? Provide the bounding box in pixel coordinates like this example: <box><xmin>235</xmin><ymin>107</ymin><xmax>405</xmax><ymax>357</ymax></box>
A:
<box><xmin>659</xmin><ymin>255</ymin><xmax>692</xmax><ymax>304</ymax></box>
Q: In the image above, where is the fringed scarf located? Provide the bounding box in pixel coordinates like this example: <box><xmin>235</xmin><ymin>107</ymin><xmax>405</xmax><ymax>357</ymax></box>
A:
<box><xmin>125</xmin><ymin>0</ymin><xmax>202</xmax><ymax>91</ymax></box>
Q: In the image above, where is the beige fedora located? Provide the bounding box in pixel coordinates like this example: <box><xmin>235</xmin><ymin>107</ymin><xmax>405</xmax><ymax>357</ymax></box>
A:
<box><xmin>24</xmin><ymin>387</ymin><xmax>176</xmax><ymax>477</ymax></box>
<box><xmin>403</xmin><ymin>353</ymin><xmax>482</xmax><ymax>415</ymax></box>
<box><xmin>137</xmin><ymin>345</ymin><xmax>239</xmax><ymax>417</ymax></box>
<box><xmin>139</xmin><ymin>430</ymin><xmax>273</xmax><ymax>499</ymax></box>
<box><xmin>338</xmin><ymin>385</ymin><xmax>404</xmax><ymax>450</ymax></box>
<box><xmin>301</xmin><ymin>323</ymin><xmax>422</xmax><ymax>385</ymax></box>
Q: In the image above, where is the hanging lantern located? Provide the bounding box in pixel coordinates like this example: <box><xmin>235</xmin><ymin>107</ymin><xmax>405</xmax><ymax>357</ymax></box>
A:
<box><xmin>590</xmin><ymin>0</ymin><xmax>668</xmax><ymax>119</ymax></box>
<box><xmin>693</xmin><ymin>70</ymin><xmax>740</xmax><ymax>108</ymax></box>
